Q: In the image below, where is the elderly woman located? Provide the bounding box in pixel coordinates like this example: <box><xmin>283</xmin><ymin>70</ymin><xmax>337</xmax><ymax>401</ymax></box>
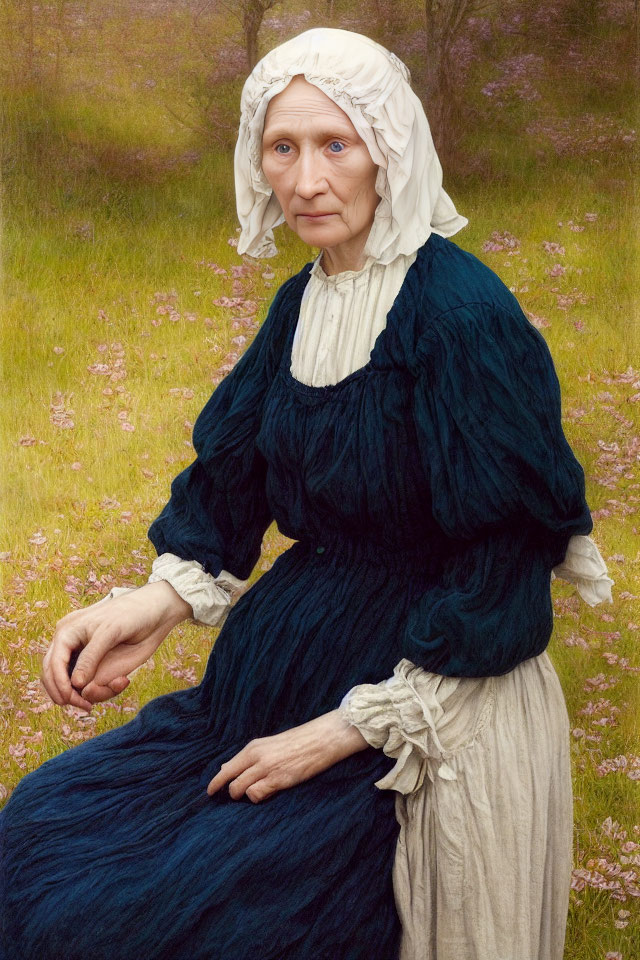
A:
<box><xmin>0</xmin><ymin>27</ymin><xmax>613</xmax><ymax>960</ymax></box>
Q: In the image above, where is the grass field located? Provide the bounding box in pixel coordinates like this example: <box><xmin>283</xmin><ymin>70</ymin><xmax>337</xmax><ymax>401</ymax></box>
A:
<box><xmin>0</xmin><ymin>3</ymin><xmax>638</xmax><ymax>957</ymax></box>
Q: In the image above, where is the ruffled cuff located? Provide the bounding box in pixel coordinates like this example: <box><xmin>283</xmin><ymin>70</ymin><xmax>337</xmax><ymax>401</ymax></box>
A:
<box><xmin>551</xmin><ymin>534</ymin><xmax>614</xmax><ymax>606</ymax></box>
<box><xmin>337</xmin><ymin>659</ymin><xmax>461</xmax><ymax>795</ymax></box>
<box><xmin>147</xmin><ymin>552</ymin><xmax>249</xmax><ymax>628</ymax></box>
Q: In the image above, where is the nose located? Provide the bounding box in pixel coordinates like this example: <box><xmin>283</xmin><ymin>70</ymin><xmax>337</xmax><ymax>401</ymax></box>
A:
<box><xmin>294</xmin><ymin>146</ymin><xmax>328</xmax><ymax>200</ymax></box>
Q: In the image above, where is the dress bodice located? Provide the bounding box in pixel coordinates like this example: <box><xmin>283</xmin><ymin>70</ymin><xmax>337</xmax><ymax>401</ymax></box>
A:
<box><xmin>144</xmin><ymin>238</ymin><xmax>611</xmax><ymax>627</ymax></box>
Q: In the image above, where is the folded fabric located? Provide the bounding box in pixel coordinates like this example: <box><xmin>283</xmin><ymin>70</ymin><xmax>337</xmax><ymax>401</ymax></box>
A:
<box><xmin>337</xmin><ymin>658</ymin><xmax>495</xmax><ymax>795</ymax></box>
<box><xmin>338</xmin><ymin>532</ymin><xmax>613</xmax><ymax>795</ymax></box>
<box><xmin>550</xmin><ymin>533</ymin><xmax>614</xmax><ymax>606</ymax></box>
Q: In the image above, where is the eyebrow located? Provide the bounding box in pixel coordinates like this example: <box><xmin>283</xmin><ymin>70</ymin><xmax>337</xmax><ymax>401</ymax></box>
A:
<box><xmin>262</xmin><ymin>124</ymin><xmax>354</xmax><ymax>142</ymax></box>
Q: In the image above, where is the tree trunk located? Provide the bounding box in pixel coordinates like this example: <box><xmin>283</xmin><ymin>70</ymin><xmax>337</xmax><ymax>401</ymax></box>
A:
<box><xmin>423</xmin><ymin>0</ymin><xmax>475</xmax><ymax>158</ymax></box>
<box><xmin>26</xmin><ymin>0</ymin><xmax>35</xmax><ymax>81</ymax></box>
<box><xmin>54</xmin><ymin>0</ymin><xmax>67</xmax><ymax>90</ymax></box>
<box><xmin>423</xmin><ymin>1</ymin><xmax>448</xmax><ymax>151</ymax></box>
<box><xmin>243</xmin><ymin>0</ymin><xmax>276</xmax><ymax>71</ymax></box>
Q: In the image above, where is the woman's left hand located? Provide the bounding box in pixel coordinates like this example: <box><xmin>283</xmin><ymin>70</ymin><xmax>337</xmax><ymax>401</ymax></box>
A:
<box><xmin>206</xmin><ymin>709</ymin><xmax>369</xmax><ymax>804</ymax></box>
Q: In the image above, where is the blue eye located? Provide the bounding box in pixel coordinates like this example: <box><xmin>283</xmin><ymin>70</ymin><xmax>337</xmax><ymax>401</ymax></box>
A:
<box><xmin>275</xmin><ymin>144</ymin><xmax>290</xmax><ymax>155</ymax></box>
<box><xmin>329</xmin><ymin>141</ymin><xmax>344</xmax><ymax>153</ymax></box>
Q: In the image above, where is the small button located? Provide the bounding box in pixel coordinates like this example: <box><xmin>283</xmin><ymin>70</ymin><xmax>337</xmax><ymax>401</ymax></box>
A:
<box><xmin>316</xmin><ymin>546</ymin><xmax>325</xmax><ymax>554</ymax></box>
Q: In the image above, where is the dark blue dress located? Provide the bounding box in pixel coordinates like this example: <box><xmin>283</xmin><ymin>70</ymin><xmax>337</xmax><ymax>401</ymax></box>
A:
<box><xmin>0</xmin><ymin>233</ymin><xmax>593</xmax><ymax>959</ymax></box>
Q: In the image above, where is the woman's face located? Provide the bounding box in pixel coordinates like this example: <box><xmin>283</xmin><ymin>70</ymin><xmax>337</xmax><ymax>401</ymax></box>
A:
<box><xmin>261</xmin><ymin>75</ymin><xmax>380</xmax><ymax>262</ymax></box>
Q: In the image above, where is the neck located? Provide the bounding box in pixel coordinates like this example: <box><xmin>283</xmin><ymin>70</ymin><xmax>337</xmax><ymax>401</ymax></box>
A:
<box><xmin>320</xmin><ymin>237</ymin><xmax>371</xmax><ymax>276</ymax></box>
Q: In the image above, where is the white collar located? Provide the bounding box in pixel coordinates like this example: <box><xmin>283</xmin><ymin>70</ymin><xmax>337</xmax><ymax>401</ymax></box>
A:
<box><xmin>309</xmin><ymin>250</ymin><xmax>378</xmax><ymax>286</ymax></box>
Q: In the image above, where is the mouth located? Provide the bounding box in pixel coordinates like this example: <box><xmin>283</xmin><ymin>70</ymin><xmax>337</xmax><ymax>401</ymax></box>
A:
<box><xmin>298</xmin><ymin>213</ymin><xmax>335</xmax><ymax>220</ymax></box>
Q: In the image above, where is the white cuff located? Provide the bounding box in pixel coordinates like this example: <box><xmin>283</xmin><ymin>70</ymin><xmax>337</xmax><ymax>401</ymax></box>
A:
<box><xmin>551</xmin><ymin>534</ymin><xmax>614</xmax><ymax>606</ymax></box>
<box><xmin>147</xmin><ymin>552</ymin><xmax>250</xmax><ymax>627</ymax></box>
<box><xmin>338</xmin><ymin>659</ymin><xmax>464</xmax><ymax>795</ymax></box>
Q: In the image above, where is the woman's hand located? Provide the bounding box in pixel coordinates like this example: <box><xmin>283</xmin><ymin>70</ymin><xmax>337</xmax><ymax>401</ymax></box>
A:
<box><xmin>40</xmin><ymin>580</ymin><xmax>194</xmax><ymax>713</ymax></box>
<box><xmin>206</xmin><ymin>709</ymin><xmax>369</xmax><ymax>804</ymax></box>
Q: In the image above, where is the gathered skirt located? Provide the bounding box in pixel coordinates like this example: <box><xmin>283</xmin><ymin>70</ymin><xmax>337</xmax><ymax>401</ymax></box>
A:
<box><xmin>0</xmin><ymin>535</ymin><xmax>573</xmax><ymax>960</ymax></box>
<box><xmin>386</xmin><ymin>649</ymin><xmax>573</xmax><ymax>960</ymax></box>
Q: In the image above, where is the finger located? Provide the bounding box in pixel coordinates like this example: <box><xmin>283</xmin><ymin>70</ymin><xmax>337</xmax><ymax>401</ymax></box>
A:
<box><xmin>226</xmin><ymin>764</ymin><xmax>264</xmax><ymax>801</ymax></box>
<box><xmin>41</xmin><ymin>637</ymin><xmax>72</xmax><ymax>706</ymax></box>
<box><xmin>42</xmin><ymin>643</ymin><xmax>93</xmax><ymax>712</ymax></box>
<box><xmin>50</xmin><ymin>640</ymin><xmax>93</xmax><ymax>710</ymax></box>
<box><xmin>47</xmin><ymin>619</ymin><xmax>89</xmax><ymax>701</ymax></box>
<box><xmin>245</xmin><ymin>779</ymin><xmax>274</xmax><ymax>804</ymax></box>
<box><xmin>206</xmin><ymin>755</ymin><xmax>252</xmax><ymax>795</ymax></box>
<box><xmin>81</xmin><ymin>676</ymin><xmax>129</xmax><ymax>704</ymax></box>
<box><xmin>81</xmin><ymin>676</ymin><xmax>129</xmax><ymax>700</ymax></box>
<box><xmin>41</xmin><ymin>663</ymin><xmax>92</xmax><ymax>713</ymax></box>
<box><xmin>40</xmin><ymin>653</ymin><xmax>65</xmax><ymax>706</ymax></box>
<box><xmin>67</xmin><ymin>686</ymin><xmax>95</xmax><ymax>713</ymax></box>
<box><xmin>69</xmin><ymin>626</ymin><xmax>120</xmax><ymax>689</ymax></box>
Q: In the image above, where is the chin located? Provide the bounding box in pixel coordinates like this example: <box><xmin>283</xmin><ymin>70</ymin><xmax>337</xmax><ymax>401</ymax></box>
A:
<box><xmin>296</xmin><ymin>225</ymin><xmax>349</xmax><ymax>247</ymax></box>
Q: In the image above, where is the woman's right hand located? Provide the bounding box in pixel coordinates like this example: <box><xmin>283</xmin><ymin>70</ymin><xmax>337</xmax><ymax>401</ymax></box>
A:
<box><xmin>40</xmin><ymin>580</ymin><xmax>194</xmax><ymax>713</ymax></box>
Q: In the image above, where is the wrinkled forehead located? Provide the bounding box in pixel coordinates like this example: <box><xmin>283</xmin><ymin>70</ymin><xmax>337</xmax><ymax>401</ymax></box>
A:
<box><xmin>261</xmin><ymin>75</ymin><xmax>359</xmax><ymax>139</ymax></box>
<box><xmin>246</xmin><ymin>74</ymin><xmax>387</xmax><ymax>191</ymax></box>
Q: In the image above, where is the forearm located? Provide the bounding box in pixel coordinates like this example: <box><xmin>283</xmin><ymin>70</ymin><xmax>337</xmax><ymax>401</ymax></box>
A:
<box><xmin>323</xmin><ymin>708</ymin><xmax>370</xmax><ymax>760</ymax></box>
<box><xmin>97</xmin><ymin>580</ymin><xmax>194</xmax><ymax>627</ymax></box>
<box><xmin>142</xmin><ymin>579</ymin><xmax>195</xmax><ymax>626</ymax></box>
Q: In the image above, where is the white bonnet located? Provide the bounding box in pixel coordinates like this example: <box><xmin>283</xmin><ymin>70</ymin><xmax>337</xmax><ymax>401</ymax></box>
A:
<box><xmin>234</xmin><ymin>27</ymin><xmax>468</xmax><ymax>264</ymax></box>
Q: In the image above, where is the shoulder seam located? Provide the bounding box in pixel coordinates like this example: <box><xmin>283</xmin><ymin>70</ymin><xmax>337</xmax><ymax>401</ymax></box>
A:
<box><xmin>436</xmin><ymin>299</ymin><xmax>495</xmax><ymax>319</ymax></box>
<box><xmin>423</xmin><ymin>299</ymin><xmax>498</xmax><ymax>329</ymax></box>
<box><xmin>412</xmin><ymin>297</ymin><xmax>539</xmax><ymax>377</ymax></box>
<box><xmin>424</xmin><ymin>296</ymin><xmax>538</xmax><ymax>332</ymax></box>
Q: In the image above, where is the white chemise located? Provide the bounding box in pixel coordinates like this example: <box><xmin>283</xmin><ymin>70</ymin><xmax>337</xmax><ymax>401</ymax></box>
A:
<box><xmin>104</xmin><ymin>249</ymin><xmax>614</xmax><ymax>959</ymax></box>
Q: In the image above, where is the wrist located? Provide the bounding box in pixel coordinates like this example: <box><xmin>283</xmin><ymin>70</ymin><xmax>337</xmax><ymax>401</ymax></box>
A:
<box><xmin>327</xmin><ymin>708</ymin><xmax>369</xmax><ymax>758</ymax></box>
<box><xmin>143</xmin><ymin>579</ymin><xmax>194</xmax><ymax>624</ymax></box>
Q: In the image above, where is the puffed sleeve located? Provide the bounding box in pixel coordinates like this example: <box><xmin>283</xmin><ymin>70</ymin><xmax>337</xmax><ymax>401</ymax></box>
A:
<box><xmin>337</xmin><ymin>297</ymin><xmax>612</xmax><ymax>792</ymax></box>
<box><xmin>398</xmin><ymin>297</ymin><xmax>596</xmax><ymax>677</ymax></box>
<box><xmin>147</xmin><ymin>276</ymin><xmax>293</xmax><ymax>583</ymax></box>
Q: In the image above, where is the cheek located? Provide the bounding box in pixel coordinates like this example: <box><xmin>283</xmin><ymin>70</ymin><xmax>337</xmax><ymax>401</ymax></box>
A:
<box><xmin>347</xmin><ymin>172</ymin><xmax>379</xmax><ymax>216</ymax></box>
<box><xmin>362</xmin><ymin>160</ymin><xmax>379</xmax><ymax>194</ymax></box>
<box><xmin>261</xmin><ymin>159</ymin><xmax>277</xmax><ymax>188</ymax></box>
<box><xmin>262</xmin><ymin>167</ymin><xmax>289</xmax><ymax>207</ymax></box>
<box><xmin>262</xmin><ymin>154</ymin><xmax>285</xmax><ymax>186</ymax></box>
<box><xmin>344</xmin><ymin>157</ymin><xmax>378</xmax><ymax>202</ymax></box>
